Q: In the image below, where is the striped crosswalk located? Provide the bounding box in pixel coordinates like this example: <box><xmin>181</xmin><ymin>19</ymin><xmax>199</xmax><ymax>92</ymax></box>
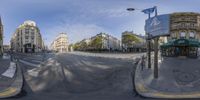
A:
<box><xmin>2</xmin><ymin>62</ymin><xmax>16</xmax><ymax>78</ymax></box>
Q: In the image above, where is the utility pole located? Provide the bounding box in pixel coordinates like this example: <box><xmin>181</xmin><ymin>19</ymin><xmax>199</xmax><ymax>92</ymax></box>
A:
<box><xmin>147</xmin><ymin>11</ymin><xmax>151</xmax><ymax>69</ymax></box>
<box><xmin>153</xmin><ymin>6</ymin><xmax>159</xmax><ymax>79</ymax></box>
<box><xmin>154</xmin><ymin>37</ymin><xmax>159</xmax><ymax>78</ymax></box>
<box><xmin>147</xmin><ymin>37</ymin><xmax>151</xmax><ymax>69</ymax></box>
<box><xmin>127</xmin><ymin>6</ymin><xmax>160</xmax><ymax>74</ymax></box>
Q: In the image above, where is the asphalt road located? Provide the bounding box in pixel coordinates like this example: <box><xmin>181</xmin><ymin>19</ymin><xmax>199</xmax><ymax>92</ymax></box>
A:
<box><xmin>6</xmin><ymin>52</ymin><xmax>158</xmax><ymax>100</ymax></box>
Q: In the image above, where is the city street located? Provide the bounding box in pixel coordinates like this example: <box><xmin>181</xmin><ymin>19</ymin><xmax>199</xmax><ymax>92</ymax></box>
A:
<box><xmin>4</xmin><ymin>52</ymin><xmax>154</xmax><ymax>100</ymax></box>
<box><xmin>2</xmin><ymin>0</ymin><xmax>200</xmax><ymax>99</ymax></box>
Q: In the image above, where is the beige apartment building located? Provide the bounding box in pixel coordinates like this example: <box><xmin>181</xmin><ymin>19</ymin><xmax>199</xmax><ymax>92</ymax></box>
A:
<box><xmin>10</xmin><ymin>20</ymin><xmax>44</xmax><ymax>53</ymax></box>
<box><xmin>51</xmin><ymin>33</ymin><xmax>68</xmax><ymax>53</ymax></box>
<box><xmin>161</xmin><ymin>12</ymin><xmax>200</xmax><ymax>57</ymax></box>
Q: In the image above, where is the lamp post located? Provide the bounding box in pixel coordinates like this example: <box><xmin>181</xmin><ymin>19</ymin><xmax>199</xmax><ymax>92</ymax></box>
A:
<box><xmin>127</xmin><ymin>7</ymin><xmax>152</xmax><ymax>69</ymax></box>
<box><xmin>43</xmin><ymin>38</ymin><xmax>47</xmax><ymax>61</ymax></box>
<box><xmin>127</xmin><ymin>6</ymin><xmax>159</xmax><ymax>79</ymax></box>
<box><xmin>69</xmin><ymin>39</ymin><xmax>73</xmax><ymax>52</ymax></box>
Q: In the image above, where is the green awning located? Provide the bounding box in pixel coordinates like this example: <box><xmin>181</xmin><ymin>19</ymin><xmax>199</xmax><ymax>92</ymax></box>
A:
<box><xmin>160</xmin><ymin>40</ymin><xmax>174</xmax><ymax>48</ymax></box>
<box><xmin>160</xmin><ymin>39</ymin><xmax>200</xmax><ymax>48</ymax></box>
<box><xmin>188</xmin><ymin>39</ymin><xmax>199</xmax><ymax>47</ymax></box>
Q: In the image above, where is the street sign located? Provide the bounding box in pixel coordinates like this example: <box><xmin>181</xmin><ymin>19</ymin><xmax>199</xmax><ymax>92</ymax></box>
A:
<box><xmin>145</xmin><ymin>14</ymin><xmax>170</xmax><ymax>37</ymax></box>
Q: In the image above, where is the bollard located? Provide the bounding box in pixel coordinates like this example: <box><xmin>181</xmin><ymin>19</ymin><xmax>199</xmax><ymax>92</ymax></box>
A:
<box><xmin>141</xmin><ymin>56</ymin><xmax>145</xmax><ymax>70</ymax></box>
<box><xmin>10</xmin><ymin>55</ymin><xmax>13</xmax><ymax>62</ymax></box>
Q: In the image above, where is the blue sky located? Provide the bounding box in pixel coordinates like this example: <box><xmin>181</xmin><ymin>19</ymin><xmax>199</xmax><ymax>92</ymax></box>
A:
<box><xmin>1</xmin><ymin>0</ymin><xmax>200</xmax><ymax>46</ymax></box>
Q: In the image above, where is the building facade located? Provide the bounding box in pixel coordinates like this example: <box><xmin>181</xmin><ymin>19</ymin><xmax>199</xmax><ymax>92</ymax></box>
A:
<box><xmin>161</xmin><ymin>12</ymin><xmax>200</xmax><ymax>57</ymax></box>
<box><xmin>170</xmin><ymin>12</ymin><xmax>200</xmax><ymax>40</ymax></box>
<box><xmin>122</xmin><ymin>31</ymin><xmax>146</xmax><ymax>52</ymax></box>
<box><xmin>3</xmin><ymin>45</ymin><xmax>10</xmax><ymax>52</ymax></box>
<box><xmin>50</xmin><ymin>33</ymin><xmax>68</xmax><ymax>53</ymax></box>
<box><xmin>10</xmin><ymin>20</ymin><xmax>44</xmax><ymax>53</ymax></box>
<box><xmin>96</xmin><ymin>33</ymin><xmax>121</xmax><ymax>51</ymax></box>
<box><xmin>74</xmin><ymin>33</ymin><xmax>121</xmax><ymax>51</ymax></box>
<box><xmin>90</xmin><ymin>33</ymin><xmax>121</xmax><ymax>51</ymax></box>
<box><xmin>0</xmin><ymin>17</ymin><xmax>3</xmax><ymax>55</ymax></box>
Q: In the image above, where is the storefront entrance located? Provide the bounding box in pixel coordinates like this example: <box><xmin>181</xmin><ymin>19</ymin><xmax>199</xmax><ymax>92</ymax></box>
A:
<box><xmin>24</xmin><ymin>43</ymin><xmax>35</xmax><ymax>53</ymax></box>
<box><xmin>175</xmin><ymin>46</ymin><xmax>189</xmax><ymax>56</ymax></box>
<box><xmin>160</xmin><ymin>38</ymin><xmax>199</xmax><ymax>58</ymax></box>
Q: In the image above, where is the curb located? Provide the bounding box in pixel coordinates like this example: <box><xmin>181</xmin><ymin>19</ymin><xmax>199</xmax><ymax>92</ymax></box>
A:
<box><xmin>134</xmin><ymin>58</ymin><xmax>200</xmax><ymax>99</ymax></box>
<box><xmin>0</xmin><ymin>61</ymin><xmax>23</xmax><ymax>98</ymax></box>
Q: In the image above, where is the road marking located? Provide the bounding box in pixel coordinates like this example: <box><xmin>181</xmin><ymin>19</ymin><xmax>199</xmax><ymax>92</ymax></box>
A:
<box><xmin>2</xmin><ymin>62</ymin><xmax>16</xmax><ymax>78</ymax></box>
<box><xmin>2</xmin><ymin>54</ymin><xmax>10</xmax><ymax>59</ymax></box>
<box><xmin>31</xmin><ymin>60</ymin><xmax>42</xmax><ymax>63</ymax></box>
<box><xmin>27</xmin><ymin>68</ymin><xmax>39</xmax><ymax>77</ymax></box>
<box><xmin>19</xmin><ymin>60</ymin><xmax>39</xmax><ymax>67</ymax></box>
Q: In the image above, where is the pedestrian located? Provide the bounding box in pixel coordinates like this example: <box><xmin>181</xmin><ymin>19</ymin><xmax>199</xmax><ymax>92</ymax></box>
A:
<box><xmin>176</xmin><ymin>47</ymin><xmax>179</xmax><ymax>56</ymax></box>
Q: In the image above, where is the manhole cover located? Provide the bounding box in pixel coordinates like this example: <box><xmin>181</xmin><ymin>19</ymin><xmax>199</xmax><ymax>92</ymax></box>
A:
<box><xmin>177</xmin><ymin>72</ymin><xmax>196</xmax><ymax>83</ymax></box>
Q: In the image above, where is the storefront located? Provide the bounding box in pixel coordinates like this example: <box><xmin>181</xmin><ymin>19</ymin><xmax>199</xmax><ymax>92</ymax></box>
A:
<box><xmin>24</xmin><ymin>43</ymin><xmax>36</xmax><ymax>53</ymax></box>
<box><xmin>161</xmin><ymin>39</ymin><xmax>200</xmax><ymax>58</ymax></box>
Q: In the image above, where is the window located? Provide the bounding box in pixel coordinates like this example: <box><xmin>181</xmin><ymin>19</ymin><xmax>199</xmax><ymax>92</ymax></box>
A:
<box><xmin>180</xmin><ymin>32</ymin><xmax>186</xmax><ymax>38</ymax></box>
<box><xmin>171</xmin><ymin>33</ymin><xmax>176</xmax><ymax>39</ymax></box>
<box><xmin>25</xmin><ymin>36</ymin><xmax>29</xmax><ymax>39</ymax></box>
<box><xmin>25</xmin><ymin>29</ymin><xmax>29</xmax><ymax>33</ymax></box>
<box><xmin>189</xmin><ymin>32</ymin><xmax>195</xmax><ymax>38</ymax></box>
<box><xmin>25</xmin><ymin>32</ymin><xmax>29</xmax><ymax>34</ymax></box>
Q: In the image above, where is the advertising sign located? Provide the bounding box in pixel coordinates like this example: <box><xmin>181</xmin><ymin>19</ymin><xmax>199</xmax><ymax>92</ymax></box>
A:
<box><xmin>145</xmin><ymin>14</ymin><xmax>170</xmax><ymax>38</ymax></box>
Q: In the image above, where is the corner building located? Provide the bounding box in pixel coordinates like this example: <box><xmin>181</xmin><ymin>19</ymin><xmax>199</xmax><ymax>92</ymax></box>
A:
<box><xmin>11</xmin><ymin>20</ymin><xmax>44</xmax><ymax>53</ymax></box>
<box><xmin>162</xmin><ymin>12</ymin><xmax>200</xmax><ymax>57</ymax></box>
<box><xmin>50</xmin><ymin>33</ymin><xmax>68</xmax><ymax>53</ymax></box>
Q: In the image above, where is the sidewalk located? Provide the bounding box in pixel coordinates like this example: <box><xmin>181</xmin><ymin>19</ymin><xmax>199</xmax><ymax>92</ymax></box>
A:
<box><xmin>135</xmin><ymin>55</ymin><xmax>200</xmax><ymax>98</ymax></box>
<box><xmin>0</xmin><ymin>55</ymin><xmax>23</xmax><ymax>98</ymax></box>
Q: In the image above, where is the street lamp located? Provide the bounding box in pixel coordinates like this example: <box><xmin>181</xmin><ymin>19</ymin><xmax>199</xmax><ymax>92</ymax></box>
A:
<box><xmin>127</xmin><ymin>6</ymin><xmax>160</xmax><ymax>79</ymax></box>
<box><xmin>69</xmin><ymin>39</ymin><xmax>73</xmax><ymax>52</ymax></box>
<box><xmin>127</xmin><ymin>6</ymin><xmax>158</xmax><ymax>78</ymax></box>
<box><xmin>127</xmin><ymin>7</ymin><xmax>151</xmax><ymax>68</ymax></box>
<box><xmin>127</xmin><ymin>8</ymin><xmax>135</xmax><ymax>11</ymax></box>
<box><xmin>43</xmin><ymin>38</ymin><xmax>47</xmax><ymax>61</ymax></box>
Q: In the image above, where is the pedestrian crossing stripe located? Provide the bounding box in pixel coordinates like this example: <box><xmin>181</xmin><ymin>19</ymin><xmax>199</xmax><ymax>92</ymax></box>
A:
<box><xmin>2</xmin><ymin>62</ymin><xmax>16</xmax><ymax>78</ymax></box>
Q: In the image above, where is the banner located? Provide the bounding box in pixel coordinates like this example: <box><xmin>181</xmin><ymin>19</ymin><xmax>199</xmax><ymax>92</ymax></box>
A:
<box><xmin>145</xmin><ymin>14</ymin><xmax>170</xmax><ymax>38</ymax></box>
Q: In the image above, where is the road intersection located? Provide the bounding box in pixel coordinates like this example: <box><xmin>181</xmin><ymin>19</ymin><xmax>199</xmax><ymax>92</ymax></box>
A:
<box><xmin>0</xmin><ymin>52</ymin><xmax>150</xmax><ymax>100</ymax></box>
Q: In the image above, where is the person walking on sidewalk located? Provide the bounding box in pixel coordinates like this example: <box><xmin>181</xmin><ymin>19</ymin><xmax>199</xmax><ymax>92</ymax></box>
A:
<box><xmin>175</xmin><ymin>47</ymin><xmax>180</xmax><ymax>56</ymax></box>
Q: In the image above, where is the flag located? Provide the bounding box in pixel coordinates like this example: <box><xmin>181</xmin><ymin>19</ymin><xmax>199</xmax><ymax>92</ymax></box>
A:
<box><xmin>142</xmin><ymin>7</ymin><xmax>156</xmax><ymax>14</ymax></box>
